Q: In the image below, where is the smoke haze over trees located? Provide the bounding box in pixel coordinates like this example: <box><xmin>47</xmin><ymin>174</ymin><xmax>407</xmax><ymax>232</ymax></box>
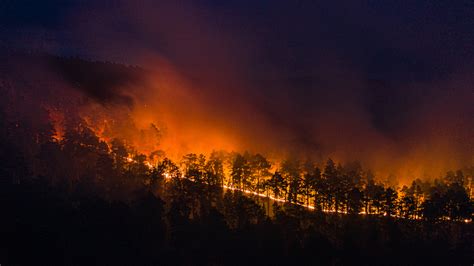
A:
<box><xmin>1</xmin><ymin>0</ymin><xmax>473</xmax><ymax>181</ymax></box>
<box><xmin>1</xmin><ymin>1</ymin><xmax>473</xmax><ymax>264</ymax></box>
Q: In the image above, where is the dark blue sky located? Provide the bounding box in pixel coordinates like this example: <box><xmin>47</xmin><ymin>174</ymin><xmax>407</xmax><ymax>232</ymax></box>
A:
<box><xmin>2</xmin><ymin>0</ymin><xmax>473</xmax><ymax>82</ymax></box>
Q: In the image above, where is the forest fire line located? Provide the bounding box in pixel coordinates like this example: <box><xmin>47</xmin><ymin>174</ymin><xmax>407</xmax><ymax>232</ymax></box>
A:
<box><xmin>46</xmin><ymin>102</ymin><xmax>471</xmax><ymax>189</ymax></box>
<box><xmin>38</xmin><ymin>101</ymin><xmax>473</xmax><ymax>224</ymax></box>
<box><xmin>164</xmin><ymin>173</ymin><xmax>472</xmax><ymax>222</ymax></box>
<box><xmin>118</xmin><ymin>149</ymin><xmax>472</xmax><ymax>223</ymax></box>
<box><xmin>1</xmin><ymin>52</ymin><xmax>470</xmax><ymax>224</ymax></box>
<box><xmin>3</xmin><ymin>51</ymin><xmax>469</xmax><ymax>188</ymax></box>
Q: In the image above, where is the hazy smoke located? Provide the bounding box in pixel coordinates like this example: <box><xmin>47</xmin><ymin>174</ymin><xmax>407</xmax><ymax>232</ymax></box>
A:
<box><xmin>1</xmin><ymin>0</ymin><xmax>473</xmax><ymax>182</ymax></box>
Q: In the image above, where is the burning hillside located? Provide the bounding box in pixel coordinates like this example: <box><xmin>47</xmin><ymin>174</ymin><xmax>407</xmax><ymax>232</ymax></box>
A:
<box><xmin>0</xmin><ymin>51</ymin><xmax>472</xmax><ymax>185</ymax></box>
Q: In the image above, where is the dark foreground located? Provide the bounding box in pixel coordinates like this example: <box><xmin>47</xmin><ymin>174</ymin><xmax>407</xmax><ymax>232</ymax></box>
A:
<box><xmin>1</xmin><ymin>179</ymin><xmax>472</xmax><ymax>266</ymax></box>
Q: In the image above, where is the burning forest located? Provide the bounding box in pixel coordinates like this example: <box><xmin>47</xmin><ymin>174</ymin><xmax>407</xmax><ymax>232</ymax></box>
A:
<box><xmin>1</xmin><ymin>1</ymin><xmax>473</xmax><ymax>265</ymax></box>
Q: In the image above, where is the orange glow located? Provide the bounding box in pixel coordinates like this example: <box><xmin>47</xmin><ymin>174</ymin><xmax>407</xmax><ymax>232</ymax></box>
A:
<box><xmin>67</xmin><ymin>61</ymin><xmax>244</xmax><ymax>165</ymax></box>
<box><xmin>45</xmin><ymin>106</ymin><xmax>65</xmax><ymax>142</ymax></box>
<box><xmin>43</xmin><ymin>57</ymin><xmax>471</xmax><ymax>185</ymax></box>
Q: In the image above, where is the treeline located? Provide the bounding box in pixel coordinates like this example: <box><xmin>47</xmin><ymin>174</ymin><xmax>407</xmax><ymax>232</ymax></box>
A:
<box><xmin>0</xmin><ymin>52</ymin><xmax>471</xmax><ymax>223</ymax></box>
<box><xmin>4</xmin><ymin>109</ymin><xmax>472</xmax><ymax>222</ymax></box>
<box><xmin>0</xmin><ymin>97</ymin><xmax>472</xmax><ymax>221</ymax></box>
<box><xmin>148</xmin><ymin>151</ymin><xmax>473</xmax><ymax>222</ymax></box>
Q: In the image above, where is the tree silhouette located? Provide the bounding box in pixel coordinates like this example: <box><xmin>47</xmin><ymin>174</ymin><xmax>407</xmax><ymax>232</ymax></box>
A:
<box><xmin>424</xmin><ymin>179</ymin><xmax>448</xmax><ymax>220</ymax></box>
<box><xmin>249</xmin><ymin>153</ymin><xmax>272</xmax><ymax>194</ymax></box>
<box><xmin>383</xmin><ymin>187</ymin><xmax>398</xmax><ymax>216</ymax></box>
<box><xmin>312</xmin><ymin>167</ymin><xmax>324</xmax><ymax>211</ymax></box>
<box><xmin>181</xmin><ymin>153</ymin><xmax>206</xmax><ymax>183</ymax></box>
<box><xmin>445</xmin><ymin>182</ymin><xmax>472</xmax><ymax>221</ymax></box>
<box><xmin>230</xmin><ymin>153</ymin><xmax>251</xmax><ymax>190</ymax></box>
<box><xmin>347</xmin><ymin>187</ymin><xmax>363</xmax><ymax>214</ymax></box>
<box><xmin>281</xmin><ymin>158</ymin><xmax>301</xmax><ymax>204</ymax></box>
<box><xmin>301</xmin><ymin>168</ymin><xmax>315</xmax><ymax>207</ymax></box>
<box><xmin>268</xmin><ymin>171</ymin><xmax>287</xmax><ymax>199</ymax></box>
<box><xmin>399</xmin><ymin>185</ymin><xmax>416</xmax><ymax>219</ymax></box>
<box><xmin>323</xmin><ymin>159</ymin><xmax>338</xmax><ymax>211</ymax></box>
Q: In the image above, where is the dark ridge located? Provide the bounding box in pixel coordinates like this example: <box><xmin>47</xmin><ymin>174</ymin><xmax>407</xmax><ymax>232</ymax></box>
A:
<box><xmin>47</xmin><ymin>55</ymin><xmax>146</xmax><ymax>108</ymax></box>
<box><xmin>0</xmin><ymin>50</ymin><xmax>147</xmax><ymax>107</ymax></box>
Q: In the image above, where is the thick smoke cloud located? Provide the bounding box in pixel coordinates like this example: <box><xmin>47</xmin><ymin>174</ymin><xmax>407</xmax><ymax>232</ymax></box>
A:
<box><xmin>1</xmin><ymin>0</ymin><xmax>473</xmax><ymax>182</ymax></box>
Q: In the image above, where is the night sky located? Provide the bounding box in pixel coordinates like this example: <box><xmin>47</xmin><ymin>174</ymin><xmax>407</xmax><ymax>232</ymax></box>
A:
<box><xmin>1</xmin><ymin>0</ymin><xmax>473</xmax><ymax>179</ymax></box>
<box><xmin>2</xmin><ymin>1</ymin><xmax>474</xmax><ymax>76</ymax></box>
